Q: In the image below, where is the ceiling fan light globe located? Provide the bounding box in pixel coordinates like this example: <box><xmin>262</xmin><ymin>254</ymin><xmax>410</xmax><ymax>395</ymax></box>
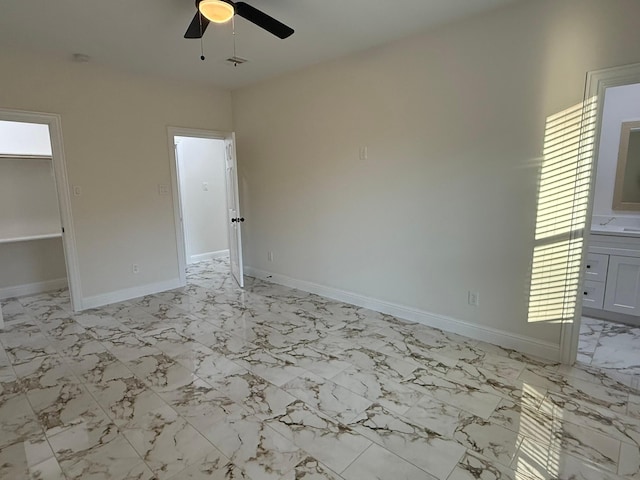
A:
<box><xmin>199</xmin><ymin>0</ymin><xmax>234</xmax><ymax>23</ymax></box>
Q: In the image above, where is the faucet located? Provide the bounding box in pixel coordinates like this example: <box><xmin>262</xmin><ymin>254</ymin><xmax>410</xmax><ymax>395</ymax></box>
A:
<box><xmin>599</xmin><ymin>217</ymin><xmax>616</xmax><ymax>226</ymax></box>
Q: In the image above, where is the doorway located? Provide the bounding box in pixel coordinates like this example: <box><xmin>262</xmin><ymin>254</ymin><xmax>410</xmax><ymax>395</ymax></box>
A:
<box><xmin>0</xmin><ymin>109</ymin><xmax>81</xmax><ymax>319</ymax></box>
<box><xmin>168</xmin><ymin>127</ymin><xmax>244</xmax><ymax>288</ymax></box>
<box><xmin>576</xmin><ymin>79</ymin><xmax>640</xmax><ymax>383</ymax></box>
<box><xmin>561</xmin><ymin>63</ymin><xmax>640</xmax><ymax>387</ymax></box>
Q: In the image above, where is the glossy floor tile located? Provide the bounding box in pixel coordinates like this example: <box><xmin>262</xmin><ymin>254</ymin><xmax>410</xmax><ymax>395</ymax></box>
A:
<box><xmin>578</xmin><ymin>316</ymin><xmax>640</xmax><ymax>389</ymax></box>
<box><xmin>0</xmin><ymin>258</ymin><xmax>638</xmax><ymax>479</ymax></box>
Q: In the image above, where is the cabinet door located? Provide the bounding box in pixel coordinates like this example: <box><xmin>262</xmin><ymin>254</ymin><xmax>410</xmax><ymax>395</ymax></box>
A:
<box><xmin>603</xmin><ymin>255</ymin><xmax>640</xmax><ymax>316</ymax></box>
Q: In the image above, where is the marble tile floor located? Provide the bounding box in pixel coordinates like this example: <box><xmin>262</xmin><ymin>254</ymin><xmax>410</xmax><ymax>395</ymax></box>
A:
<box><xmin>0</xmin><ymin>258</ymin><xmax>639</xmax><ymax>479</ymax></box>
<box><xmin>578</xmin><ymin>316</ymin><xmax>640</xmax><ymax>381</ymax></box>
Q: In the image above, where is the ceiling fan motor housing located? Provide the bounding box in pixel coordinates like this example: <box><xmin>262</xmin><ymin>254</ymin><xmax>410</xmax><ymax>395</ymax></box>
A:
<box><xmin>184</xmin><ymin>0</ymin><xmax>294</xmax><ymax>39</ymax></box>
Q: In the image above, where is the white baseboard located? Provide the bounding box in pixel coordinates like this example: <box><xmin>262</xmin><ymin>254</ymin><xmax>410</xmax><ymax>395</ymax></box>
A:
<box><xmin>189</xmin><ymin>249</ymin><xmax>229</xmax><ymax>264</ymax></box>
<box><xmin>583</xmin><ymin>307</ymin><xmax>640</xmax><ymax>328</ymax></box>
<box><xmin>82</xmin><ymin>278</ymin><xmax>182</xmax><ymax>310</ymax></box>
<box><xmin>0</xmin><ymin>278</ymin><xmax>68</xmax><ymax>300</ymax></box>
<box><xmin>245</xmin><ymin>266</ymin><xmax>561</xmax><ymax>362</ymax></box>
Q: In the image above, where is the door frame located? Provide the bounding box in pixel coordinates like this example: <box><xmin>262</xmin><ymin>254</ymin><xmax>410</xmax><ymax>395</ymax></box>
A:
<box><xmin>559</xmin><ymin>62</ymin><xmax>640</xmax><ymax>364</ymax></box>
<box><xmin>167</xmin><ymin>126</ymin><xmax>238</xmax><ymax>286</ymax></box>
<box><xmin>0</xmin><ymin>108</ymin><xmax>83</xmax><ymax>311</ymax></box>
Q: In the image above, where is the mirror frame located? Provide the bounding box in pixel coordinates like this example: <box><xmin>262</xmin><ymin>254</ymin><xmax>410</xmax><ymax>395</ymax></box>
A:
<box><xmin>613</xmin><ymin>120</ymin><xmax>640</xmax><ymax>210</ymax></box>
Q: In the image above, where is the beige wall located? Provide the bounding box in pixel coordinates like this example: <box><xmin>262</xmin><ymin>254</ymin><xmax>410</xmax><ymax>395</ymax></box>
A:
<box><xmin>176</xmin><ymin>137</ymin><xmax>229</xmax><ymax>261</ymax></box>
<box><xmin>0</xmin><ymin>158</ymin><xmax>62</xmax><ymax>238</ymax></box>
<box><xmin>0</xmin><ymin>47</ymin><xmax>232</xmax><ymax>300</ymax></box>
<box><xmin>0</xmin><ymin>239</ymin><xmax>67</xmax><ymax>290</ymax></box>
<box><xmin>232</xmin><ymin>0</ymin><xmax>640</xmax><ymax>346</ymax></box>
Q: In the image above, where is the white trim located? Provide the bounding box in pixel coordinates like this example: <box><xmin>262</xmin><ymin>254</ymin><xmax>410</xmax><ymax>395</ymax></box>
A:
<box><xmin>0</xmin><ymin>278</ymin><xmax>68</xmax><ymax>300</ymax></box>
<box><xmin>169</xmin><ymin>138</ymin><xmax>187</xmax><ymax>285</ymax></box>
<box><xmin>167</xmin><ymin>127</ymin><xmax>236</xmax><ymax>287</ymax></box>
<box><xmin>82</xmin><ymin>278</ymin><xmax>182</xmax><ymax>310</ymax></box>
<box><xmin>168</xmin><ymin>127</ymin><xmax>230</xmax><ymax>141</ymax></box>
<box><xmin>189</xmin><ymin>249</ymin><xmax>229</xmax><ymax>264</ymax></box>
<box><xmin>0</xmin><ymin>109</ymin><xmax>83</xmax><ymax>312</ymax></box>
<box><xmin>245</xmin><ymin>266</ymin><xmax>561</xmax><ymax>362</ymax></box>
<box><xmin>561</xmin><ymin>62</ymin><xmax>640</xmax><ymax>365</ymax></box>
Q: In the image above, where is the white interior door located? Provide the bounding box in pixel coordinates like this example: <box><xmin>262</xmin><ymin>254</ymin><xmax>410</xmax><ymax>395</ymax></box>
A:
<box><xmin>224</xmin><ymin>135</ymin><xmax>244</xmax><ymax>287</ymax></box>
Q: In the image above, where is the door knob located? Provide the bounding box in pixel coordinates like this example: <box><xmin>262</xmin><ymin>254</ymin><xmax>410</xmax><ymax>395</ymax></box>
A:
<box><xmin>231</xmin><ymin>217</ymin><xmax>245</xmax><ymax>223</ymax></box>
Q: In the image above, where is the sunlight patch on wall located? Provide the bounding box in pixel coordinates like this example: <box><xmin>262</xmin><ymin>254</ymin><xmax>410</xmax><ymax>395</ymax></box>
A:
<box><xmin>527</xmin><ymin>98</ymin><xmax>598</xmax><ymax>323</ymax></box>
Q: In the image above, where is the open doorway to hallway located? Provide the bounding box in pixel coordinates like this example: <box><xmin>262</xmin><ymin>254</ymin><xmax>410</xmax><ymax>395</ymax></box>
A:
<box><xmin>168</xmin><ymin>128</ymin><xmax>245</xmax><ymax>289</ymax></box>
<box><xmin>175</xmin><ymin>136</ymin><xmax>229</xmax><ymax>265</ymax></box>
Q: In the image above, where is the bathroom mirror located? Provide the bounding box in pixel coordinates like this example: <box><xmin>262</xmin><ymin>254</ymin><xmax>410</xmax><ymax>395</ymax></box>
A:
<box><xmin>613</xmin><ymin>120</ymin><xmax>640</xmax><ymax>210</ymax></box>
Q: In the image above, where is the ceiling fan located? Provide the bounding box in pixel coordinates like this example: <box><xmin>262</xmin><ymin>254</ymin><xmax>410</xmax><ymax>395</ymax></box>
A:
<box><xmin>184</xmin><ymin>0</ymin><xmax>294</xmax><ymax>39</ymax></box>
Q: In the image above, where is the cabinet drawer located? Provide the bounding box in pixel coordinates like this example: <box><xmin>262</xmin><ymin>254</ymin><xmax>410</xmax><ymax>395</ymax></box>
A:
<box><xmin>582</xmin><ymin>280</ymin><xmax>605</xmax><ymax>310</ymax></box>
<box><xmin>585</xmin><ymin>253</ymin><xmax>609</xmax><ymax>282</ymax></box>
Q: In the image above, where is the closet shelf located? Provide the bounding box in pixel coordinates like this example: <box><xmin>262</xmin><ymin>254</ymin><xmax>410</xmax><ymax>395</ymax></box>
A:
<box><xmin>0</xmin><ymin>154</ymin><xmax>52</xmax><ymax>161</ymax></box>
<box><xmin>0</xmin><ymin>233</ymin><xmax>62</xmax><ymax>244</ymax></box>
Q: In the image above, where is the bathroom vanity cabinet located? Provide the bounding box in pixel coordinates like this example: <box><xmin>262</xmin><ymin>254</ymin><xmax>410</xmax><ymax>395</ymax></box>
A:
<box><xmin>584</xmin><ymin>232</ymin><xmax>640</xmax><ymax>320</ymax></box>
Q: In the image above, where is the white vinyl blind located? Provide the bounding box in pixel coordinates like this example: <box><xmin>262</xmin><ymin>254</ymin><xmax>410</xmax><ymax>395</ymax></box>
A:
<box><xmin>528</xmin><ymin>98</ymin><xmax>598</xmax><ymax>323</ymax></box>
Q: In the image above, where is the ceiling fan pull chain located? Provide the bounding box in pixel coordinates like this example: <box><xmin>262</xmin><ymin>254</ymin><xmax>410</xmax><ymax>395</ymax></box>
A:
<box><xmin>232</xmin><ymin>16</ymin><xmax>238</xmax><ymax>66</ymax></box>
<box><xmin>199</xmin><ymin>12</ymin><xmax>206</xmax><ymax>60</ymax></box>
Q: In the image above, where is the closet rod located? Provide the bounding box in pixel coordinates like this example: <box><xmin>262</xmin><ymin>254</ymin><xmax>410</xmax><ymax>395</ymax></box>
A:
<box><xmin>0</xmin><ymin>154</ymin><xmax>52</xmax><ymax>161</ymax></box>
<box><xmin>0</xmin><ymin>233</ymin><xmax>63</xmax><ymax>244</ymax></box>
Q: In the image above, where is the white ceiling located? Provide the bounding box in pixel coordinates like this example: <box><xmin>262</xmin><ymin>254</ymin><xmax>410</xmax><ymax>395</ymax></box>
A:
<box><xmin>0</xmin><ymin>0</ymin><xmax>521</xmax><ymax>89</ymax></box>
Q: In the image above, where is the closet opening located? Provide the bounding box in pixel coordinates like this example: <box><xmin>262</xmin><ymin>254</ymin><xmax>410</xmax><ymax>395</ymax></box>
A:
<box><xmin>0</xmin><ymin>112</ymin><xmax>81</xmax><ymax>320</ymax></box>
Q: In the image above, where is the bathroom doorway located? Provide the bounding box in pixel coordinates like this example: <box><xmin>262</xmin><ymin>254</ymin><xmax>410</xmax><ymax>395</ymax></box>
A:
<box><xmin>560</xmin><ymin>63</ymin><xmax>640</xmax><ymax>388</ymax></box>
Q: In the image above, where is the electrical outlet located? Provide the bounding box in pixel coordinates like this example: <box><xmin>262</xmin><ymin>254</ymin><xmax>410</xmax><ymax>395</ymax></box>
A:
<box><xmin>157</xmin><ymin>184</ymin><xmax>170</xmax><ymax>195</ymax></box>
<box><xmin>359</xmin><ymin>146</ymin><xmax>368</xmax><ymax>160</ymax></box>
<box><xmin>132</xmin><ymin>264</ymin><xmax>140</xmax><ymax>274</ymax></box>
<box><xmin>267</xmin><ymin>251</ymin><xmax>274</xmax><ymax>262</ymax></box>
<box><xmin>468</xmin><ymin>291</ymin><xmax>479</xmax><ymax>306</ymax></box>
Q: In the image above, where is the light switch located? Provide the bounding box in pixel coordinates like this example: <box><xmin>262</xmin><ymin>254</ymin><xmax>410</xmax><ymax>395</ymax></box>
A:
<box><xmin>202</xmin><ymin>182</ymin><xmax>209</xmax><ymax>191</ymax></box>
<box><xmin>73</xmin><ymin>186</ymin><xmax>82</xmax><ymax>196</ymax></box>
<box><xmin>158</xmin><ymin>184</ymin><xmax>170</xmax><ymax>195</ymax></box>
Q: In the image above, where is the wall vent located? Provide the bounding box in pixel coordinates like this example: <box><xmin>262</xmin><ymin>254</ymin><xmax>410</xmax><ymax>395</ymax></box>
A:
<box><xmin>225</xmin><ymin>56</ymin><xmax>248</xmax><ymax>66</ymax></box>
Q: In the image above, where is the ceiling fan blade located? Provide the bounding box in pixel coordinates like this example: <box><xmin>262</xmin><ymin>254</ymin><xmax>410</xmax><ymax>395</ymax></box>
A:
<box><xmin>235</xmin><ymin>2</ymin><xmax>294</xmax><ymax>39</ymax></box>
<box><xmin>184</xmin><ymin>12</ymin><xmax>210</xmax><ymax>39</ymax></box>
